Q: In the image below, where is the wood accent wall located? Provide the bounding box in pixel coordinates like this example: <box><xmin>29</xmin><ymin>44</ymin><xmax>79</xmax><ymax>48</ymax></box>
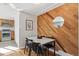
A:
<box><xmin>37</xmin><ymin>3</ymin><xmax>78</xmax><ymax>55</ymax></box>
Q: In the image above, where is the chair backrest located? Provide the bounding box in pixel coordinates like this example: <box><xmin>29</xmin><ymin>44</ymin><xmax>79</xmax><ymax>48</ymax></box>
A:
<box><xmin>32</xmin><ymin>42</ymin><xmax>43</xmax><ymax>53</ymax></box>
<box><xmin>26</xmin><ymin>38</ymin><xmax>44</xmax><ymax>54</ymax></box>
<box><xmin>26</xmin><ymin>38</ymin><xmax>33</xmax><ymax>47</ymax></box>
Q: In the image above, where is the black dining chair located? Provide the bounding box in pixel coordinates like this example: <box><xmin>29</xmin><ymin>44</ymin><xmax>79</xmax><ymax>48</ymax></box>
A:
<box><xmin>24</xmin><ymin>38</ymin><xmax>46</xmax><ymax>56</ymax></box>
<box><xmin>44</xmin><ymin>42</ymin><xmax>55</xmax><ymax>56</ymax></box>
<box><xmin>24</xmin><ymin>38</ymin><xmax>33</xmax><ymax>56</ymax></box>
<box><xmin>43</xmin><ymin>37</ymin><xmax>55</xmax><ymax>56</ymax></box>
<box><xmin>32</xmin><ymin>42</ymin><xmax>46</xmax><ymax>56</ymax></box>
<box><xmin>37</xmin><ymin>36</ymin><xmax>55</xmax><ymax>56</ymax></box>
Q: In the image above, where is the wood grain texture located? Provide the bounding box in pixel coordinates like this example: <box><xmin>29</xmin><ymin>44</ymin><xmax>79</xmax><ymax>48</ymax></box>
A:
<box><xmin>37</xmin><ymin>3</ymin><xmax>78</xmax><ymax>55</ymax></box>
<box><xmin>11</xmin><ymin>31</ymin><xmax>15</xmax><ymax>40</ymax></box>
<box><xmin>0</xmin><ymin>19</ymin><xmax>14</xmax><ymax>26</ymax></box>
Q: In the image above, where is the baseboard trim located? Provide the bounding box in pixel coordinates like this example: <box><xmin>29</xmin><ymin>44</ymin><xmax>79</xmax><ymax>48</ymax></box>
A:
<box><xmin>49</xmin><ymin>48</ymin><xmax>73</xmax><ymax>56</ymax></box>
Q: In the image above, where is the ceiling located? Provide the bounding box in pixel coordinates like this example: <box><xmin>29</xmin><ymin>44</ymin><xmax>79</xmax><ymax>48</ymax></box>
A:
<box><xmin>0</xmin><ymin>3</ymin><xmax>64</xmax><ymax>15</ymax></box>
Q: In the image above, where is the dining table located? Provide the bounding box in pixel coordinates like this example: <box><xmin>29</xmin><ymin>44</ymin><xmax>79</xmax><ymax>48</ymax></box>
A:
<box><xmin>27</xmin><ymin>37</ymin><xmax>55</xmax><ymax>56</ymax></box>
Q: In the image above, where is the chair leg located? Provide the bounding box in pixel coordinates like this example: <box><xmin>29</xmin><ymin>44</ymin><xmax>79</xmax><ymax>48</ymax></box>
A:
<box><xmin>45</xmin><ymin>48</ymin><xmax>47</xmax><ymax>56</ymax></box>
<box><xmin>24</xmin><ymin>43</ymin><xmax>27</xmax><ymax>54</ymax></box>
<box><xmin>54</xmin><ymin>41</ymin><xmax>55</xmax><ymax>56</ymax></box>
<box><xmin>24</xmin><ymin>48</ymin><xmax>26</xmax><ymax>54</ymax></box>
<box><xmin>48</xmin><ymin>48</ymin><xmax>49</xmax><ymax>56</ymax></box>
<box><xmin>28</xmin><ymin>48</ymin><xmax>31</xmax><ymax>56</ymax></box>
<box><xmin>37</xmin><ymin>47</ymin><xmax>39</xmax><ymax>56</ymax></box>
<box><xmin>41</xmin><ymin>50</ymin><xmax>44</xmax><ymax>56</ymax></box>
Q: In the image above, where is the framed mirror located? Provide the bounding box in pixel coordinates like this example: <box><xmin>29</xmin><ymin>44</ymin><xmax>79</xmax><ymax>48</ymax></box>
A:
<box><xmin>53</xmin><ymin>16</ymin><xmax>64</xmax><ymax>28</ymax></box>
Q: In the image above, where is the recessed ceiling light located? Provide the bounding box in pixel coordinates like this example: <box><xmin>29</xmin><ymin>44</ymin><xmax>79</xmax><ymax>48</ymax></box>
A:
<box><xmin>9</xmin><ymin>3</ymin><xmax>23</xmax><ymax>11</ymax></box>
<box><xmin>9</xmin><ymin>3</ymin><xmax>16</xmax><ymax>9</ymax></box>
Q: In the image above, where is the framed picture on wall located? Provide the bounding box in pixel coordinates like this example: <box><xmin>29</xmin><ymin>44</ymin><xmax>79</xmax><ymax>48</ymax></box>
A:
<box><xmin>26</xmin><ymin>20</ymin><xmax>33</xmax><ymax>30</ymax></box>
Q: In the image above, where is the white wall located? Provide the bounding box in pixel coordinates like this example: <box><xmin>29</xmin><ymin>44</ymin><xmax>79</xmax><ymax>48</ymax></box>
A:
<box><xmin>19</xmin><ymin>11</ymin><xmax>37</xmax><ymax>48</ymax></box>
<box><xmin>15</xmin><ymin>12</ymin><xmax>19</xmax><ymax>47</ymax></box>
